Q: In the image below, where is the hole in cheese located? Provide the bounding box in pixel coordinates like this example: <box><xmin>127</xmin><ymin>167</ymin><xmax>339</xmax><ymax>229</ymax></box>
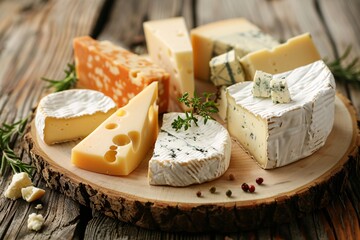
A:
<box><xmin>104</xmin><ymin>150</ymin><xmax>117</xmax><ymax>162</ymax></box>
<box><xmin>176</xmin><ymin>31</ymin><xmax>184</xmax><ymax>37</ymax></box>
<box><xmin>131</xmin><ymin>70</ymin><xmax>139</xmax><ymax>79</ymax></box>
<box><xmin>167</xmin><ymin>49</ymin><xmax>172</xmax><ymax>57</ymax></box>
<box><xmin>128</xmin><ymin>131</ymin><xmax>140</xmax><ymax>151</ymax></box>
<box><xmin>148</xmin><ymin>104</ymin><xmax>155</xmax><ymax>123</ymax></box>
<box><xmin>113</xmin><ymin>134</ymin><xmax>131</xmax><ymax>146</ymax></box>
<box><xmin>109</xmin><ymin>145</ymin><xmax>117</xmax><ymax>150</ymax></box>
<box><xmin>105</xmin><ymin>123</ymin><xmax>118</xmax><ymax>129</ymax></box>
<box><xmin>117</xmin><ymin>109</ymin><xmax>126</xmax><ymax>117</ymax></box>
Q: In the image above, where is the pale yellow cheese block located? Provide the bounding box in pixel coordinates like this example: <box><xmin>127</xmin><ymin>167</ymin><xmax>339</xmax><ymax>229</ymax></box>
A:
<box><xmin>240</xmin><ymin>33</ymin><xmax>321</xmax><ymax>80</ymax></box>
<box><xmin>71</xmin><ymin>82</ymin><xmax>159</xmax><ymax>176</ymax></box>
<box><xmin>143</xmin><ymin>17</ymin><xmax>194</xmax><ymax>109</ymax></box>
<box><xmin>191</xmin><ymin>18</ymin><xmax>259</xmax><ymax>81</ymax></box>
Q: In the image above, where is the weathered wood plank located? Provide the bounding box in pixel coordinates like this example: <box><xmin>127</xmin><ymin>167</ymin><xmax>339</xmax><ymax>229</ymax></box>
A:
<box><xmin>0</xmin><ymin>0</ymin><xmax>105</xmax><ymax>239</ymax></box>
<box><xmin>318</xmin><ymin>0</ymin><xmax>360</xmax><ymax>116</ymax></box>
<box><xmin>98</xmin><ymin>0</ymin><xmax>194</xmax><ymax>54</ymax></box>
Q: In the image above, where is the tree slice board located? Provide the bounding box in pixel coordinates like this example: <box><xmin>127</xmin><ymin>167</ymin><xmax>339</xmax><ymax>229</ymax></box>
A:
<box><xmin>24</xmin><ymin>90</ymin><xmax>359</xmax><ymax>232</ymax></box>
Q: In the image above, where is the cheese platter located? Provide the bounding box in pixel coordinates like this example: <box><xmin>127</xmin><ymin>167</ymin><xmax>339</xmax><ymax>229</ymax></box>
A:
<box><xmin>22</xmin><ymin>17</ymin><xmax>360</xmax><ymax>232</ymax></box>
<box><xmin>24</xmin><ymin>89</ymin><xmax>359</xmax><ymax>232</ymax></box>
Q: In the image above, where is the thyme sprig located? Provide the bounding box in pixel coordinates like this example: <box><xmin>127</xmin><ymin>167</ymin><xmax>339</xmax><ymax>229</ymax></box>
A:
<box><xmin>327</xmin><ymin>46</ymin><xmax>360</xmax><ymax>84</ymax></box>
<box><xmin>0</xmin><ymin>117</ymin><xmax>34</xmax><ymax>176</ymax></box>
<box><xmin>42</xmin><ymin>63</ymin><xmax>77</xmax><ymax>92</ymax></box>
<box><xmin>172</xmin><ymin>92</ymin><xmax>219</xmax><ymax>131</ymax></box>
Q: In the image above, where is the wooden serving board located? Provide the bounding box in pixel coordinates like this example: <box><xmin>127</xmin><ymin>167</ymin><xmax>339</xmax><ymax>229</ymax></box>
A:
<box><xmin>24</xmin><ymin>88</ymin><xmax>359</xmax><ymax>232</ymax></box>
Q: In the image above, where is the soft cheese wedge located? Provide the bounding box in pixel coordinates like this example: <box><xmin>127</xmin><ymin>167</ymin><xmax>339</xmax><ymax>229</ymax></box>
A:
<box><xmin>143</xmin><ymin>17</ymin><xmax>195</xmax><ymax>109</ymax></box>
<box><xmin>74</xmin><ymin>36</ymin><xmax>169</xmax><ymax>112</ymax></box>
<box><xmin>240</xmin><ymin>33</ymin><xmax>321</xmax><ymax>80</ymax></box>
<box><xmin>191</xmin><ymin>18</ymin><xmax>278</xmax><ymax>81</ymax></box>
<box><xmin>71</xmin><ymin>82</ymin><xmax>158</xmax><ymax>176</ymax></box>
<box><xmin>227</xmin><ymin>60</ymin><xmax>335</xmax><ymax>169</ymax></box>
<box><xmin>35</xmin><ymin>89</ymin><xmax>116</xmax><ymax>145</ymax></box>
<box><xmin>148</xmin><ymin>113</ymin><xmax>232</xmax><ymax>186</ymax></box>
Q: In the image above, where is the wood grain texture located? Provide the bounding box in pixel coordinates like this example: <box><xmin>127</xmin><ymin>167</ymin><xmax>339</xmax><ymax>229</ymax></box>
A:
<box><xmin>0</xmin><ymin>0</ymin><xmax>104</xmax><ymax>239</ymax></box>
<box><xmin>0</xmin><ymin>0</ymin><xmax>360</xmax><ymax>238</ymax></box>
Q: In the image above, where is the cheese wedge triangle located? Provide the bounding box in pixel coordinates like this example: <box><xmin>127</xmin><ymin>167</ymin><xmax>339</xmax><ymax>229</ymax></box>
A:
<box><xmin>71</xmin><ymin>82</ymin><xmax>158</xmax><ymax>175</ymax></box>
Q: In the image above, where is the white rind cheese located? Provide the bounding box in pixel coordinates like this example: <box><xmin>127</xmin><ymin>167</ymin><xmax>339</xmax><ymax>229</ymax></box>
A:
<box><xmin>227</xmin><ymin>60</ymin><xmax>335</xmax><ymax>169</ymax></box>
<box><xmin>35</xmin><ymin>89</ymin><xmax>116</xmax><ymax>145</ymax></box>
<box><xmin>148</xmin><ymin>113</ymin><xmax>232</xmax><ymax>186</ymax></box>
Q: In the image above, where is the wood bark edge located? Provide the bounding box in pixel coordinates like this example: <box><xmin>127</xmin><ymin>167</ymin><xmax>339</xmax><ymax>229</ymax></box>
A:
<box><xmin>23</xmin><ymin>93</ymin><xmax>360</xmax><ymax>232</ymax></box>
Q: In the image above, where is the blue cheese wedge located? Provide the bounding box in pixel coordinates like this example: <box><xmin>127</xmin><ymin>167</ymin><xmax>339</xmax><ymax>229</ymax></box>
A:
<box><xmin>213</xmin><ymin>30</ymin><xmax>279</xmax><ymax>57</ymax></box>
<box><xmin>148</xmin><ymin>113</ymin><xmax>232</xmax><ymax>186</ymax></box>
<box><xmin>227</xmin><ymin>60</ymin><xmax>335</xmax><ymax>169</ymax></box>
<box><xmin>270</xmin><ymin>77</ymin><xmax>291</xmax><ymax>103</ymax></box>
<box><xmin>252</xmin><ymin>70</ymin><xmax>272</xmax><ymax>98</ymax></box>
<box><xmin>210</xmin><ymin>50</ymin><xmax>245</xmax><ymax>86</ymax></box>
<box><xmin>216</xmin><ymin>86</ymin><xmax>228</xmax><ymax>121</ymax></box>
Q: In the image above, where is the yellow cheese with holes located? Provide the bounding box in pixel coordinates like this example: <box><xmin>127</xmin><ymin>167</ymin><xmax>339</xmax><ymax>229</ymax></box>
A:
<box><xmin>240</xmin><ymin>33</ymin><xmax>321</xmax><ymax>80</ymax></box>
<box><xmin>71</xmin><ymin>82</ymin><xmax>158</xmax><ymax>175</ymax></box>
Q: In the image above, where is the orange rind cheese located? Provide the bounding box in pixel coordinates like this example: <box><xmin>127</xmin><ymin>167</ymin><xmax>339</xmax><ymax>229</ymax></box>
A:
<box><xmin>73</xmin><ymin>36</ymin><xmax>170</xmax><ymax>113</ymax></box>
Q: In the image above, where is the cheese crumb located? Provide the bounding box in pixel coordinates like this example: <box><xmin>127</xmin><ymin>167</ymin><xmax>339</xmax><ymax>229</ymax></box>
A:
<box><xmin>270</xmin><ymin>77</ymin><xmax>291</xmax><ymax>103</ymax></box>
<box><xmin>35</xmin><ymin>204</ymin><xmax>43</xmax><ymax>210</ymax></box>
<box><xmin>21</xmin><ymin>186</ymin><xmax>46</xmax><ymax>202</ymax></box>
<box><xmin>4</xmin><ymin>172</ymin><xmax>33</xmax><ymax>200</ymax></box>
<box><xmin>252</xmin><ymin>70</ymin><xmax>272</xmax><ymax>98</ymax></box>
<box><xmin>27</xmin><ymin>213</ymin><xmax>44</xmax><ymax>231</ymax></box>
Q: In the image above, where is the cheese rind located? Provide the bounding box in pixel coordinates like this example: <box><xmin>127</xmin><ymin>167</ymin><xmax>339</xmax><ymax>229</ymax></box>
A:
<box><xmin>227</xmin><ymin>60</ymin><xmax>335</xmax><ymax>169</ymax></box>
<box><xmin>191</xmin><ymin>18</ymin><xmax>278</xmax><ymax>81</ymax></box>
<box><xmin>240</xmin><ymin>33</ymin><xmax>321</xmax><ymax>80</ymax></box>
<box><xmin>35</xmin><ymin>89</ymin><xmax>116</xmax><ymax>145</ymax></box>
<box><xmin>209</xmin><ymin>50</ymin><xmax>244</xmax><ymax>86</ymax></box>
<box><xmin>148</xmin><ymin>113</ymin><xmax>232</xmax><ymax>186</ymax></box>
<box><xmin>252</xmin><ymin>70</ymin><xmax>272</xmax><ymax>98</ymax></box>
<box><xmin>143</xmin><ymin>17</ymin><xmax>195</xmax><ymax>108</ymax></box>
<box><xmin>74</xmin><ymin>36</ymin><xmax>170</xmax><ymax>112</ymax></box>
<box><xmin>71</xmin><ymin>82</ymin><xmax>158</xmax><ymax>176</ymax></box>
<box><xmin>4</xmin><ymin>172</ymin><xmax>33</xmax><ymax>200</ymax></box>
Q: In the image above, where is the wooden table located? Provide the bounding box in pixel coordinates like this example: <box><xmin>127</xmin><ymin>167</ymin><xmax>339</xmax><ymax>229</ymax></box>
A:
<box><xmin>1</xmin><ymin>0</ymin><xmax>359</xmax><ymax>239</ymax></box>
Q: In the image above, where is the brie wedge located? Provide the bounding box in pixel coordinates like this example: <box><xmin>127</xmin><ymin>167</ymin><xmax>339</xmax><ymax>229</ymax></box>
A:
<box><xmin>35</xmin><ymin>89</ymin><xmax>116</xmax><ymax>145</ymax></box>
<box><xmin>148</xmin><ymin>113</ymin><xmax>232</xmax><ymax>186</ymax></box>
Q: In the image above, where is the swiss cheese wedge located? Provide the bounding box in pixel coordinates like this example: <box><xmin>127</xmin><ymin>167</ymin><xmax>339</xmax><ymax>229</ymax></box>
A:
<box><xmin>71</xmin><ymin>82</ymin><xmax>159</xmax><ymax>176</ymax></box>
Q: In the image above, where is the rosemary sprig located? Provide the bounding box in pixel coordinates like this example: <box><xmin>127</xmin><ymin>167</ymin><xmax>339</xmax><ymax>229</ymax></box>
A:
<box><xmin>172</xmin><ymin>92</ymin><xmax>219</xmax><ymax>131</ymax></box>
<box><xmin>0</xmin><ymin>117</ymin><xmax>34</xmax><ymax>177</ymax></box>
<box><xmin>42</xmin><ymin>63</ymin><xmax>77</xmax><ymax>92</ymax></box>
<box><xmin>327</xmin><ymin>46</ymin><xmax>360</xmax><ymax>84</ymax></box>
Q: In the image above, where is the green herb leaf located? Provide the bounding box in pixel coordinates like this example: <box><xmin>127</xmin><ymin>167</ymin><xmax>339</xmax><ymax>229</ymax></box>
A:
<box><xmin>327</xmin><ymin>46</ymin><xmax>360</xmax><ymax>84</ymax></box>
<box><xmin>172</xmin><ymin>92</ymin><xmax>219</xmax><ymax>131</ymax></box>
<box><xmin>0</xmin><ymin>117</ymin><xmax>34</xmax><ymax>177</ymax></box>
<box><xmin>42</xmin><ymin>63</ymin><xmax>77</xmax><ymax>92</ymax></box>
